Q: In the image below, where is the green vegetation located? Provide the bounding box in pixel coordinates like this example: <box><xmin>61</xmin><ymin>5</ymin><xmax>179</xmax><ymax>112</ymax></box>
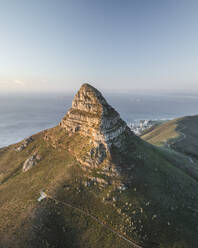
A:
<box><xmin>0</xmin><ymin>123</ymin><xmax>198</xmax><ymax>248</ymax></box>
<box><xmin>141</xmin><ymin>118</ymin><xmax>182</xmax><ymax>146</ymax></box>
<box><xmin>141</xmin><ymin>115</ymin><xmax>198</xmax><ymax>159</ymax></box>
<box><xmin>1</xmin><ymin>79</ymin><xmax>198</xmax><ymax>248</ymax></box>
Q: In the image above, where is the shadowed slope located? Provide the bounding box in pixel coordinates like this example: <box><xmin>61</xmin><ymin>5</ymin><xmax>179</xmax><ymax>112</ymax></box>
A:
<box><xmin>0</xmin><ymin>84</ymin><xmax>198</xmax><ymax>248</ymax></box>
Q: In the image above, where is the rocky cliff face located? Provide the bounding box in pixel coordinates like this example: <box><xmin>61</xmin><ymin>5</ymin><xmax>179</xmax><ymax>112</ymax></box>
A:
<box><xmin>60</xmin><ymin>83</ymin><xmax>136</xmax><ymax>171</ymax></box>
<box><xmin>1</xmin><ymin>84</ymin><xmax>198</xmax><ymax>248</ymax></box>
<box><xmin>60</xmin><ymin>84</ymin><xmax>130</xmax><ymax>150</ymax></box>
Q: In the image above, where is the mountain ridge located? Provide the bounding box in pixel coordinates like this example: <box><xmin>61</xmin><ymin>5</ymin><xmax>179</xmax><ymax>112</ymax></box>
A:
<box><xmin>0</xmin><ymin>84</ymin><xmax>198</xmax><ymax>248</ymax></box>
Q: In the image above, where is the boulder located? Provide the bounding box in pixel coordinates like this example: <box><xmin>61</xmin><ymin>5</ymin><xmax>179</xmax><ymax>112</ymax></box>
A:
<box><xmin>22</xmin><ymin>153</ymin><xmax>41</xmax><ymax>172</ymax></box>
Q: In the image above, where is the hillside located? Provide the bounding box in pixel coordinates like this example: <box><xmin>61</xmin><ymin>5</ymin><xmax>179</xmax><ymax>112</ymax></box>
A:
<box><xmin>141</xmin><ymin>118</ymin><xmax>181</xmax><ymax>147</ymax></box>
<box><xmin>141</xmin><ymin>115</ymin><xmax>198</xmax><ymax>158</ymax></box>
<box><xmin>0</xmin><ymin>84</ymin><xmax>198</xmax><ymax>248</ymax></box>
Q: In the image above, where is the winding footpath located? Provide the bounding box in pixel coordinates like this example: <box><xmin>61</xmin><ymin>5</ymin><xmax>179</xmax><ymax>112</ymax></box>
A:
<box><xmin>167</xmin><ymin>124</ymin><xmax>186</xmax><ymax>148</ymax></box>
<box><xmin>44</xmin><ymin>193</ymin><xmax>143</xmax><ymax>248</ymax></box>
<box><xmin>38</xmin><ymin>125</ymin><xmax>192</xmax><ymax>247</ymax></box>
<box><xmin>167</xmin><ymin>124</ymin><xmax>194</xmax><ymax>164</ymax></box>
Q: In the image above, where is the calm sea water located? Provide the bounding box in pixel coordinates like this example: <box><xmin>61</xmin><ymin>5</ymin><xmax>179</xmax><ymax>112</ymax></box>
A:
<box><xmin>1</xmin><ymin>92</ymin><xmax>198</xmax><ymax>148</ymax></box>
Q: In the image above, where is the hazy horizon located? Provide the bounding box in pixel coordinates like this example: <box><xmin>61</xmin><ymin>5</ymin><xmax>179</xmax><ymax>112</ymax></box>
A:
<box><xmin>2</xmin><ymin>91</ymin><xmax>198</xmax><ymax>148</ymax></box>
<box><xmin>2</xmin><ymin>85</ymin><xmax>198</xmax><ymax>96</ymax></box>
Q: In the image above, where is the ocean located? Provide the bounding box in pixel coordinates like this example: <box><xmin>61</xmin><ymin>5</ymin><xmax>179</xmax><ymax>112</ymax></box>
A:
<box><xmin>1</xmin><ymin>92</ymin><xmax>198</xmax><ymax>148</ymax></box>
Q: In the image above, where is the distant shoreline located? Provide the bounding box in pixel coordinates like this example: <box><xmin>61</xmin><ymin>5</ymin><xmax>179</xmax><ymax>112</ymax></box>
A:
<box><xmin>1</xmin><ymin>93</ymin><xmax>198</xmax><ymax>148</ymax></box>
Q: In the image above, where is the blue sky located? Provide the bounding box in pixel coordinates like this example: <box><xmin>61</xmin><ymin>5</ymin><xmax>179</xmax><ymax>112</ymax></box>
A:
<box><xmin>0</xmin><ymin>0</ymin><xmax>198</xmax><ymax>93</ymax></box>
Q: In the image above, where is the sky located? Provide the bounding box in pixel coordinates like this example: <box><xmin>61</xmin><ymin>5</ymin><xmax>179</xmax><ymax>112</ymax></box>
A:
<box><xmin>0</xmin><ymin>0</ymin><xmax>198</xmax><ymax>93</ymax></box>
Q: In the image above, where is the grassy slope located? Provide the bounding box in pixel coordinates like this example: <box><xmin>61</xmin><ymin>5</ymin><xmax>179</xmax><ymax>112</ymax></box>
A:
<box><xmin>0</xmin><ymin>126</ymin><xmax>198</xmax><ymax>248</ymax></box>
<box><xmin>141</xmin><ymin>118</ymin><xmax>182</xmax><ymax>146</ymax></box>
<box><xmin>171</xmin><ymin>115</ymin><xmax>198</xmax><ymax>159</ymax></box>
<box><xmin>141</xmin><ymin>115</ymin><xmax>198</xmax><ymax>159</ymax></box>
<box><xmin>141</xmin><ymin>114</ymin><xmax>198</xmax><ymax>189</ymax></box>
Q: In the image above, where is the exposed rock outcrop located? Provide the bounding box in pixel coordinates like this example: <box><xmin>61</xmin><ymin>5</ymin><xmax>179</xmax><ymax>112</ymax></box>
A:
<box><xmin>22</xmin><ymin>153</ymin><xmax>41</xmax><ymax>172</ymax></box>
<box><xmin>15</xmin><ymin>137</ymin><xmax>33</xmax><ymax>152</ymax></box>
<box><xmin>60</xmin><ymin>84</ymin><xmax>129</xmax><ymax>150</ymax></box>
<box><xmin>59</xmin><ymin>83</ymin><xmax>137</xmax><ymax>175</ymax></box>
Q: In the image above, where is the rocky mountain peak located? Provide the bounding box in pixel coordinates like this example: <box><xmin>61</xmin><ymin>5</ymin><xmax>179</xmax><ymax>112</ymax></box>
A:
<box><xmin>60</xmin><ymin>83</ymin><xmax>129</xmax><ymax>150</ymax></box>
<box><xmin>71</xmin><ymin>83</ymin><xmax>108</xmax><ymax>114</ymax></box>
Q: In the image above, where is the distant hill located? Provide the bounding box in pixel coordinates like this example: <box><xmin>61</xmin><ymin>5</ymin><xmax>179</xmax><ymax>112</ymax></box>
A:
<box><xmin>0</xmin><ymin>84</ymin><xmax>198</xmax><ymax>248</ymax></box>
<box><xmin>141</xmin><ymin>115</ymin><xmax>198</xmax><ymax>158</ymax></box>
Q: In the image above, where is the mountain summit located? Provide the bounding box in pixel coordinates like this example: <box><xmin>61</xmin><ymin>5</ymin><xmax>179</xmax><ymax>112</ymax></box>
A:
<box><xmin>60</xmin><ymin>83</ymin><xmax>136</xmax><ymax>173</ymax></box>
<box><xmin>0</xmin><ymin>84</ymin><xmax>198</xmax><ymax>248</ymax></box>
<box><xmin>60</xmin><ymin>83</ymin><xmax>128</xmax><ymax>148</ymax></box>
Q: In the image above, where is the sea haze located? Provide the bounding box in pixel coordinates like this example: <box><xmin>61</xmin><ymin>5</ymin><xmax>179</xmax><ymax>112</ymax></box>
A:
<box><xmin>1</xmin><ymin>92</ymin><xmax>198</xmax><ymax>148</ymax></box>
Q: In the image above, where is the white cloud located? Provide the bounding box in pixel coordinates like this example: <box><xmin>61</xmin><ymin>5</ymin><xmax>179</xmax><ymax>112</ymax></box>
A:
<box><xmin>13</xmin><ymin>80</ymin><xmax>25</xmax><ymax>87</ymax></box>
